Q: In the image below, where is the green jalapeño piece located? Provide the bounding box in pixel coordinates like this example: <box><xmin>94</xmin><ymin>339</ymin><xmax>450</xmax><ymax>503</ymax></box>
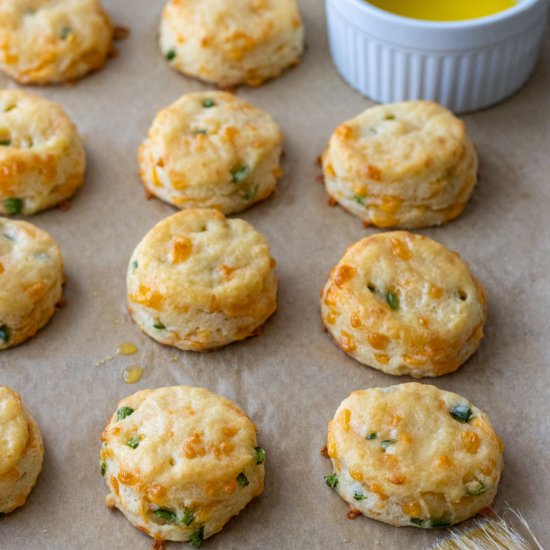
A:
<box><xmin>4</xmin><ymin>198</ymin><xmax>23</xmax><ymax>215</ymax></box>
<box><xmin>127</xmin><ymin>435</ymin><xmax>141</xmax><ymax>449</ymax></box>
<box><xmin>116</xmin><ymin>407</ymin><xmax>134</xmax><ymax>421</ymax></box>
<box><xmin>386</xmin><ymin>291</ymin><xmax>399</xmax><ymax>310</ymax></box>
<box><xmin>450</xmin><ymin>403</ymin><xmax>473</xmax><ymax>423</ymax></box>
<box><xmin>254</xmin><ymin>446</ymin><xmax>266</xmax><ymax>465</ymax></box>
<box><xmin>236</xmin><ymin>472</ymin><xmax>249</xmax><ymax>487</ymax></box>
<box><xmin>325</xmin><ymin>473</ymin><xmax>338</xmax><ymax>488</ymax></box>
<box><xmin>154</xmin><ymin>508</ymin><xmax>177</xmax><ymax>523</ymax></box>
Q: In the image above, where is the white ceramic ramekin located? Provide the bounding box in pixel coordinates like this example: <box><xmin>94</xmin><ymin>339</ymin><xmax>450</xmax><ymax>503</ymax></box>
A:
<box><xmin>325</xmin><ymin>0</ymin><xmax>549</xmax><ymax>113</ymax></box>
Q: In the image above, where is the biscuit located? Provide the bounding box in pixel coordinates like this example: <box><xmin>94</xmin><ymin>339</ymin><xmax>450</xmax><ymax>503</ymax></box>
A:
<box><xmin>320</xmin><ymin>231</ymin><xmax>486</xmax><ymax>377</ymax></box>
<box><xmin>127</xmin><ymin>208</ymin><xmax>277</xmax><ymax>351</ymax></box>
<box><xmin>101</xmin><ymin>386</ymin><xmax>265</xmax><ymax>545</ymax></box>
<box><xmin>325</xmin><ymin>383</ymin><xmax>504</xmax><ymax>528</ymax></box>
<box><xmin>0</xmin><ymin>90</ymin><xmax>85</xmax><ymax>216</ymax></box>
<box><xmin>0</xmin><ymin>217</ymin><xmax>64</xmax><ymax>350</ymax></box>
<box><xmin>139</xmin><ymin>91</ymin><xmax>283</xmax><ymax>215</ymax></box>
<box><xmin>0</xmin><ymin>386</ymin><xmax>44</xmax><ymax>513</ymax></box>
<box><xmin>159</xmin><ymin>0</ymin><xmax>304</xmax><ymax>87</ymax></box>
<box><xmin>322</xmin><ymin>101</ymin><xmax>478</xmax><ymax>228</ymax></box>
<box><xmin>0</xmin><ymin>0</ymin><xmax>113</xmax><ymax>85</ymax></box>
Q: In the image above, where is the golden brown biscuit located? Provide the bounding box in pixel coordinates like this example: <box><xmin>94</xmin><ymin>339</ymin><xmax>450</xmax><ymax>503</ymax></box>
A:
<box><xmin>0</xmin><ymin>90</ymin><xmax>85</xmax><ymax>216</ymax></box>
<box><xmin>0</xmin><ymin>386</ymin><xmax>44</xmax><ymax>513</ymax></box>
<box><xmin>321</xmin><ymin>231</ymin><xmax>486</xmax><ymax>377</ymax></box>
<box><xmin>322</xmin><ymin>101</ymin><xmax>477</xmax><ymax>228</ymax></box>
<box><xmin>159</xmin><ymin>0</ymin><xmax>304</xmax><ymax>87</ymax></box>
<box><xmin>101</xmin><ymin>386</ymin><xmax>265</xmax><ymax>545</ymax></box>
<box><xmin>0</xmin><ymin>217</ymin><xmax>64</xmax><ymax>350</ymax></box>
<box><xmin>127</xmin><ymin>208</ymin><xmax>277</xmax><ymax>351</ymax></box>
<box><xmin>325</xmin><ymin>383</ymin><xmax>504</xmax><ymax>528</ymax></box>
<box><xmin>0</xmin><ymin>0</ymin><xmax>113</xmax><ymax>85</ymax></box>
<box><xmin>139</xmin><ymin>91</ymin><xmax>283</xmax><ymax>214</ymax></box>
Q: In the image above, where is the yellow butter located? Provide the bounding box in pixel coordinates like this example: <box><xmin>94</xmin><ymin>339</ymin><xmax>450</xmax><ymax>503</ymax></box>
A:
<box><xmin>366</xmin><ymin>0</ymin><xmax>516</xmax><ymax>21</ymax></box>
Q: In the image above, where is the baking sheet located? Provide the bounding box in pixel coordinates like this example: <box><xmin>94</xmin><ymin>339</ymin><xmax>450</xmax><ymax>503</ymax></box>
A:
<box><xmin>1</xmin><ymin>1</ymin><xmax>549</xmax><ymax>548</ymax></box>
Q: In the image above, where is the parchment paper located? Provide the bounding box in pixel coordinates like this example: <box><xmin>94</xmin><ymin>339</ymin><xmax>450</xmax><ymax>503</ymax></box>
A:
<box><xmin>1</xmin><ymin>1</ymin><xmax>549</xmax><ymax>548</ymax></box>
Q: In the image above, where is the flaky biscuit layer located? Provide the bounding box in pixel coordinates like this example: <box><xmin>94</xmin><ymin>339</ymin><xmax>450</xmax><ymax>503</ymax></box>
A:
<box><xmin>0</xmin><ymin>386</ymin><xmax>44</xmax><ymax>513</ymax></box>
<box><xmin>321</xmin><ymin>231</ymin><xmax>486</xmax><ymax>377</ymax></box>
<box><xmin>322</xmin><ymin>101</ymin><xmax>477</xmax><ymax>228</ymax></box>
<box><xmin>0</xmin><ymin>0</ymin><xmax>113</xmax><ymax>84</ymax></box>
<box><xmin>0</xmin><ymin>90</ymin><xmax>85</xmax><ymax>215</ymax></box>
<box><xmin>101</xmin><ymin>386</ymin><xmax>264</xmax><ymax>542</ymax></box>
<box><xmin>139</xmin><ymin>91</ymin><xmax>283</xmax><ymax>215</ymax></box>
<box><xmin>159</xmin><ymin>0</ymin><xmax>304</xmax><ymax>87</ymax></box>
<box><xmin>0</xmin><ymin>217</ymin><xmax>63</xmax><ymax>350</ymax></box>
<box><xmin>326</xmin><ymin>383</ymin><xmax>503</xmax><ymax>528</ymax></box>
<box><xmin>127</xmin><ymin>209</ymin><xmax>277</xmax><ymax>351</ymax></box>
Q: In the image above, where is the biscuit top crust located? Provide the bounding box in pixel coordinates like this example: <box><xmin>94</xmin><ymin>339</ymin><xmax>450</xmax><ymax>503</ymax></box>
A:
<box><xmin>128</xmin><ymin>209</ymin><xmax>275</xmax><ymax>314</ymax></box>
<box><xmin>329</xmin><ymin>231</ymin><xmax>486</xmax><ymax>347</ymax></box>
<box><xmin>0</xmin><ymin>90</ymin><xmax>80</xmax><ymax>155</ymax></box>
<box><xmin>102</xmin><ymin>386</ymin><xmax>257</xmax><ymax>489</ymax></box>
<box><xmin>328</xmin><ymin>101</ymin><xmax>471</xmax><ymax>183</ymax></box>
<box><xmin>329</xmin><ymin>383</ymin><xmax>503</xmax><ymax>501</ymax></box>
<box><xmin>0</xmin><ymin>218</ymin><xmax>63</xmax><ymax>315</ymax></box>
<box><xmin>162</xmin><ymin>0</ymin><xmax>303</xmax><ymax>51</ymax></box>
<box><xmin>143</xmin><ymin>91</ymin><xmax>282</xmax><ymax>191</ymax></box>
<box><xmin>0</xmin><ymin>386</ymin><xmax>29</xmax><ymax>475</ymax></box>
<box><xmin>0</xmin><ymin>0</ymin><xmax>112</xmax><ymax>74</ymax></box>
